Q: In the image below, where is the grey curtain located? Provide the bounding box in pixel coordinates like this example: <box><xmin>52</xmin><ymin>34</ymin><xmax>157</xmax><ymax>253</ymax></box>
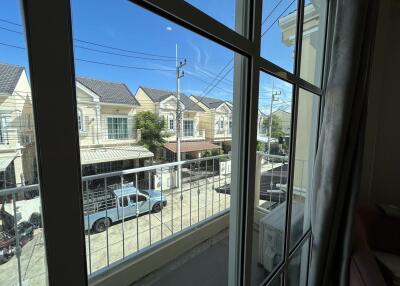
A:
<box><xmin>309</xmin><ymin>0</ymin><xmax>379</xmax><ymax>285</ymax></box>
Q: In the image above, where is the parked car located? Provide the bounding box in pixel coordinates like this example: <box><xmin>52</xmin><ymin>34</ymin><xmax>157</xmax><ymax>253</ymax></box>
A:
<box><xmin>0</xmin><ymin>221</ymin><xmax>35</xmax><ymax>264</ymax></box>
<box><xmin>0</xmin><ymin>231</ymin><xmax>14</xmax><ymax>264</ymax></box>
<box><xmin>84</xmin><ymin>187</ymin><xmax>167</xmax><ymax>233</ymax></box>
<box><xmin>215</xmin><ymin>164</ymin><xmax>288</xmax><ymax>203</ymax></box>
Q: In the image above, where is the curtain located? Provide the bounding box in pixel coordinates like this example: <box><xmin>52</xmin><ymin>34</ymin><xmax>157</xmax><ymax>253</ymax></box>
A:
<box><xmin>309</xmin><ymin>0</ymin><xmax>380</xmax><ymax>285</ymax></box>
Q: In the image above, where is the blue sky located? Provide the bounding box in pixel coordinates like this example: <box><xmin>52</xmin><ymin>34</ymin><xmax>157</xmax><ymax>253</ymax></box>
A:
<box><xmin>0</xmin><ymin>0</ymin><xmax>297</xmax><ymax>114</ymax></box>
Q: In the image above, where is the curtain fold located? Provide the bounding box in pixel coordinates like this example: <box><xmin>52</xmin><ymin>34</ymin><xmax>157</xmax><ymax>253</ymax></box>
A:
<box><xmin>309</xmin><ymin>0</ymin><xmax>380</xmax><ymax>285</ymax></box>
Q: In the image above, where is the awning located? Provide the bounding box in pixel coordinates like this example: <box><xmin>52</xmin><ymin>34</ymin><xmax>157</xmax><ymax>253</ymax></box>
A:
<box><xmin>0</xmin><ymin>156</ymin><xmax>16</xmax><ymax>172</ymax></box>
<box><xmin>80</xmin><ymin>146</ymin><xmax>153</xmax><ymax>165</ymax></box>
<box><xmin>164</xmin><ymin>141</ymin><xmax>221</xmax><ymax>153</ymax></box>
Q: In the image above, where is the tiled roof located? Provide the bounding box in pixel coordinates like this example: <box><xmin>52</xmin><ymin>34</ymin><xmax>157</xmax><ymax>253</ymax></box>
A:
<box><xmin>0</xmin><ymin>63</ymin><xmax>24</xmax><ymax>94</ymax></box>
<box><xmin>80</xmin><ymin>146</ymin><xmax>153</xmax><ymax>165</ymax></box>
<box><xmin>191</xmin><ymin>95</ymin><xmax>227</xmax><ymax>110</ymax></box>
<box><xmin>77</xmin><ymin>77</ymin><xmax>139</xmax><ymax>106</ymax></box>
<box><xmin>163</xmin><ymin>141</ymin><xmax>220</xmax><ymax>153</ymax></box>
<box><xmin>140</xmin><ymin>86</ymin><xmax>204</xmax><ymax>112</ymax></box>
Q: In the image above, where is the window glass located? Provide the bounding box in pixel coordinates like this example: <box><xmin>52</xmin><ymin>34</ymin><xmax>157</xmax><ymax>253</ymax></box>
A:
<box><xmin>300</xmin><ymin>0</ymin><xmax>328</xmax><ymax>86</ymax></box>
<box><xmin>119</xmin><ymin>196</ymin><xmax>129</xmax><ymax>207</ymax></box>
<box><xmin>287</xmin><ymin>239</ymin><xmax>310</xmax><ymax>286</ymax></box>
<box><xmin>0</xmin><ymin>1</ymin><xmax>47</xmax><ymax>285</ymax></box>
<box><xmin>290</xmin><ymin>89</ymin><xmax>319</xmax><ymax>248</ymax></box>
<box><xmin>184</xmin><ymin>0</ymin><xmax>237</xmax><ymax>34</ymax></box>
<box><xmin>72</xmin><ymin>0</ymin><xmax>242</xmax><ymax>280</ymax></box>
<box><xmin>251</xmin><ymin>72</ymin><xmax>293</xmax><ymax>284</ymax></box>
<box><xmin>261</xmin><ymin>0</ymin><xmax>298</xmax><ymax>72</ymax></box>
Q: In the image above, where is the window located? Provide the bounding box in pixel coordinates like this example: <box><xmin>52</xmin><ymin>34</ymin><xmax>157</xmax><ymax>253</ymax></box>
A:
<box><xmin>0</xmin><ymin>116</ymin><xmax>8</xmax><ymax>144</ymax></box>
<box><xmin>77</xmin><ymin>108</ymin><xmax>84</xmax><ymax>131</ymax></box>
<box><xmin>183</xmin><ymin>120</ymin><xmax>194</xmax><ymax>137</ymax></box>
<box><xmin>219</xmin><ymin>117</ymin><xmax>224</xmax><ymax>130</ymax></box>
<box><xmin>169</xmin><ymin>119</ymin><xmax>174</xmax><ymax>130</ymax></box>
<box><xmin>119</xmin><ymin>196</ymin><xmax>129</xmax><ymax>207</ymax></box>
<box><xmin>15</xmin><ymin>0</ymin><xmax>330</xmax><ymax>283</ymax></box>
<box><xmin>107</xmin><ymin>117</ymin><xmax>128</xmax><ymax>139</ymax></box>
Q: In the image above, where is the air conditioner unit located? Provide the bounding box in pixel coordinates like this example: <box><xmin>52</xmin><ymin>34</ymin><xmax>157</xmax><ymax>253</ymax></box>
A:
<box><xmin>258</xmin><ymin>201</ymin><xmax>304</xmax><ymax>273</ymax></box>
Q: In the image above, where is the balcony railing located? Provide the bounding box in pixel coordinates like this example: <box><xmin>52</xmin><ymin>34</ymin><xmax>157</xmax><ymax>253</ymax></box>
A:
<box><xmin>0</xmin><ymin>154</ymin><xmax>296</xmax><ymax>286</ymax></box>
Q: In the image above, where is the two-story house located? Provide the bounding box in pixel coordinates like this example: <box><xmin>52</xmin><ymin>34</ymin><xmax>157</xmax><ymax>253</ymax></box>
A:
<box><xmin>189</xmin><ymin>95</ymin><xmax>232</xmax><ymax>153</ymax></box>
<box><xmin>135</xmin><ymin>87</ymin><xmax>220</xmax><ymax>161</ymax></box>
<box><xmin>0</xmin><ymin>63</ymin><xmax>36</xmax><ymax>189</ymax></box>
<box><xmin>75</xmin><ymin>77</ymin><xmax>153</xmax><ymax>180</ymax></box>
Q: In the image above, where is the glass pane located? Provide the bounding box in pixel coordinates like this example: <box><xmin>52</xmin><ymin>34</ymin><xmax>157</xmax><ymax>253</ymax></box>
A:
<box><xmin>261</xmin><ymin>0</ymin><xmax>298</xmax><ymax>72</ymax></box>
<box><xmin>300</xmin><ymin>0</ymin><xmax>328</xmax><ymax>86</ymax></box>
<box><xmin>71</xmin><ymin>0</ymin><xmax>244</xmax><ymax>283</ymax></box>
<box><xmin>290</xmin><ymin>89</ymin><xmax>319</xmax><ymax>249</ymax></box>
<box><xmin>252</xmin><ymin>72</ymin><xmax>293</xmax><ymax>284</ymax></box>
<box><xmin>184</xmin><ymin>0</ymin><xmax>237</xmax><ymax>34</ymax></box>
<box><xmin>0</xmin><ymin>2</ymin><xmax>48</xmax><ymax>285</ymax></box>
<box><xmin>287</xmin><ymin>238</ymin><xmax>310</xmax><ymax>286</ymax></box>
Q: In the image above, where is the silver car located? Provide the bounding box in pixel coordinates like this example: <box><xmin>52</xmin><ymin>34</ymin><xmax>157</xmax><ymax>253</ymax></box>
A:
<box><xmin>84</xmin><ymin>187</ymin><xmax>167</xmax><ymax>233</ymax></box>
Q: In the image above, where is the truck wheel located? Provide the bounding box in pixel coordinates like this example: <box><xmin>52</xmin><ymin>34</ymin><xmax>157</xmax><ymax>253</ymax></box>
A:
<box><xmin>93</xmin><ymin>218</ymin><xmax>111</xmax><ymax>233</ymax></box>
<box><xmin>152</xmin><ymin>202</ymin><xmax>162</xmax><ymax>213</ymax></box>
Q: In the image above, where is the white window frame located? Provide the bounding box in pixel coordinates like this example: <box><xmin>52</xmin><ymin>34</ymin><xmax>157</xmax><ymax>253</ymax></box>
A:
<box><xmin>183</xmin><ymin>119</ymin><xmax>194</xmax><ymax>137</ymax></box>
<box><xmin>107</xmin><ymin>116</ymin><xmax>129</xmax><ymax>140</ymax></box>
<box><xmin>77</xmin><ymin>108</ymin><xmax>85</xmax><ymax>132</ymax></box>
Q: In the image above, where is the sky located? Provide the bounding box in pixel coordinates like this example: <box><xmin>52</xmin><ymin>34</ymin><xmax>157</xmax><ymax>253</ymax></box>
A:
<box><xmin>0</xmin><ymin>0</ymin><xmax>298</xmax><ymax>114</ymax></box>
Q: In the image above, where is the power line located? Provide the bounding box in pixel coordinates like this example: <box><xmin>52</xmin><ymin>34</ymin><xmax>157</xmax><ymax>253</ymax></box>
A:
<box><xmin>75</xmin><ymin>58</ymin><xmax>175</xmax><ymax>72</ymax></box>
<box><xmin>0</xmin><ymin>18</ymin><xmax>22</xmax><ymax>27</ymax></box>
<box><xmin>74</xmin><ymin>45</ymin><xmax>176</xmax><ymax>62</ymax></box>
<box><xmin>261</xmin><ymin>0</ymin><xmax>296</xmax><ymax>37</ymax></box>
<box><xmin>0</xmin><ymin>42</ymin><xmax>25</xmax><ymax>50</ymax></box>
<box><xmin>261</xmin><ymin>0</ymin><xmax>285</xmax><ymax>26</ymax></box>
<box><xmin>0</xmin><ymin>26</ymin><xmax>23</xmax><ymax>34</ymax></box>
<box><xmin>0</xmin><ymin>41</ymin><xmax>175</xmax><ymax>72</ymax></box>
<box><xmin>0</xmin><ymin>18</ymin><xmax>180</xmax><ymax>60</ymax></box>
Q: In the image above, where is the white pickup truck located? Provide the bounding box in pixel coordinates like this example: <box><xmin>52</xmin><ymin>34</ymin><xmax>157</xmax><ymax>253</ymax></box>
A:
<box><xmin>83</xmin><ymin>186</ymin><xmax>167</xmax><ymax>233</ymax></box>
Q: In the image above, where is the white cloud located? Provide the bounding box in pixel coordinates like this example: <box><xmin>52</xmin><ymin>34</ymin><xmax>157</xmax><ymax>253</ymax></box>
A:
<box><xmin>166</xmin><ymin>26</ymin><xmax>173</xmax><ymax>31</ymax></box>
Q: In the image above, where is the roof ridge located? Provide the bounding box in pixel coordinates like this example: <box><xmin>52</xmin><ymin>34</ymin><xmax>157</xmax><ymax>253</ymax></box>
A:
<box><xmin>0</xmin><ymin>62</ymin><xmax>25</xmax><ymax>69</ymax></box>
<box><xmin>77</xmin><ymin>76</ymin><xmax>125</xmax><ymax>86</ymax></box>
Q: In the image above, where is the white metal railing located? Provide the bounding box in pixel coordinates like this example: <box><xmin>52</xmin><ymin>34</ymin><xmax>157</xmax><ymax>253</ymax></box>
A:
<box><xmin>0</xmin><ymin>153</ymin><xmax>294</xmax><ymax>285</ymax></box>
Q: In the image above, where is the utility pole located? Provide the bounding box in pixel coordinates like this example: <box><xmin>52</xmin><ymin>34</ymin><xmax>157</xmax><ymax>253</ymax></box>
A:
<box><xmin>176</xmin><ymin>44</ymin><xmax>186</xmax><ymax>188</ymax></box>
<box><xmin>268</xmin><ymin>81</ymin><xmax>281</xmax><ymax>160</ymax></box>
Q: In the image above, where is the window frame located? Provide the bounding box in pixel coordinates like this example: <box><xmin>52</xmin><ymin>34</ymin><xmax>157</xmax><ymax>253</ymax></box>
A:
<box><xmin>107</xmin><ymin>116</ymin><xmax>129</xmax><ymax>140</ymax></box>
<box><xmin>20</xmin><ymin>0</ymin><xmax>332</xmax><ymax>285</ymax></box>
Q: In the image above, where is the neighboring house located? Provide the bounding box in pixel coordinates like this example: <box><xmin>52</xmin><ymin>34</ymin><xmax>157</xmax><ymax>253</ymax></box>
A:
<box><xmin>75</xmin><ymin>77</ymin><xmax>153</xmax><ymax>179</ymax></box>
<box><xmin>189</xmin><ymin>95</ymin><xmax>232</xmax><ymax>153</ymax></box>
<box><xmin>0</xmin><ymin>63</ymin><xmax>35</xmax><ymax>189</ymax></box>
<box><xmin>135</xmin><ymin>87</ymin><xmax>220</xmax><ymax>161</ymax></box>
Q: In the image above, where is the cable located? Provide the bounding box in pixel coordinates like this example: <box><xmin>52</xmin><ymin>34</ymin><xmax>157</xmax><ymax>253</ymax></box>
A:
<box><xmin>74</xmin><ymin>45</ymin><xmax>176</xmax><ymax>62</ymax></box>
<box><xmin>261</xmin><ymin>0</ymin><xmax>285</xmax><ymax>26</ymax></box>
<box><xmin>0</xmin><ymin>18</ymin><xmax>22</xmax><ymax>26</ymax></box>
<box><xmin>0</xmin><ymin>41</ymin><xmax>175</xmax><ymax>72</ymax></box>
<box><xmin>75</xmin><ymin>58</ymin><xmax>175</xmax><ymax>72</ymax></box>
<box><xmin>0</xmin><ymin>26</ymin><xmax>23</xmax><ymax>34</ymax></box>
<box><xmin>0</xmin><ymin>42</ymin><xmax>25</xmax><ymax>50</ymax></box>
<box><xmin>261</xmin><ymin>0</ymin><xmax>296</xmax><ymax>37</ymax></box>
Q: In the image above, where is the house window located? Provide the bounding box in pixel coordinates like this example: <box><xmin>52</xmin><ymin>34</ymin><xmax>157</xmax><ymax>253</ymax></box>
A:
<box><xmin>229</xmin><ymin>121</ymin><xmax>232</xmax><ymax>134</ymax></box>
<box><xmin>183</xmin><ymin>120</ymin><xmax>194</xmax><ymax>137</ymax></box>
<box><xmin>107</xmin><ymin>117</ymin><xmax>128</xmax><ymax>139</ymax></box>
<box><xmin>169</xmin><ymin>119</ymin><xmax>174</xmax><ymax>130</ymax></box>
<box><xmin>77</xmin><ymin>109</ymin><xmax>84</xmax><ymax>132</ymax></box>
<box><xmin>0</xmin><ymin>116</ymin><xmax>8</xmax><ymax>144</ymax></box>
<box><xmin>219</xmin><ymin>117</ymin><xmax>224</xmax><ymax>130</ymax></box>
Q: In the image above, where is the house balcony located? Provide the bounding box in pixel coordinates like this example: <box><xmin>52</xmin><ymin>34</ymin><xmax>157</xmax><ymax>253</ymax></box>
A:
<box><xmin>212</xmin><ymin>128</ymin><xmax>232</xmax><ymax>142</ymax></box>
<box><xmin>164</xmin><ymin>128</ymin><xmax>206</xmax><ymax>142</ymax></box>
<box><xmin>79</xmin><ymin>129</ymin><xmax>142</xmax><ymax>148</ymax></box>
<box><xmin>0</xmin><ymin>154</ymin><xmax>307</xmax><ymax>286</ymax></box>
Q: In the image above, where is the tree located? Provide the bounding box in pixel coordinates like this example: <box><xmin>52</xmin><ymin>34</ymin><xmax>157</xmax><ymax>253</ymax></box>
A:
<box><xmin>136</xmin><ymin>111</ymin><xmax>168</xmax><ymax>156</ymax></box>
<box><xmin>262</xmin><ymin>114</ymin><xmax>285</xmax><ymax>139</ymax></box>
